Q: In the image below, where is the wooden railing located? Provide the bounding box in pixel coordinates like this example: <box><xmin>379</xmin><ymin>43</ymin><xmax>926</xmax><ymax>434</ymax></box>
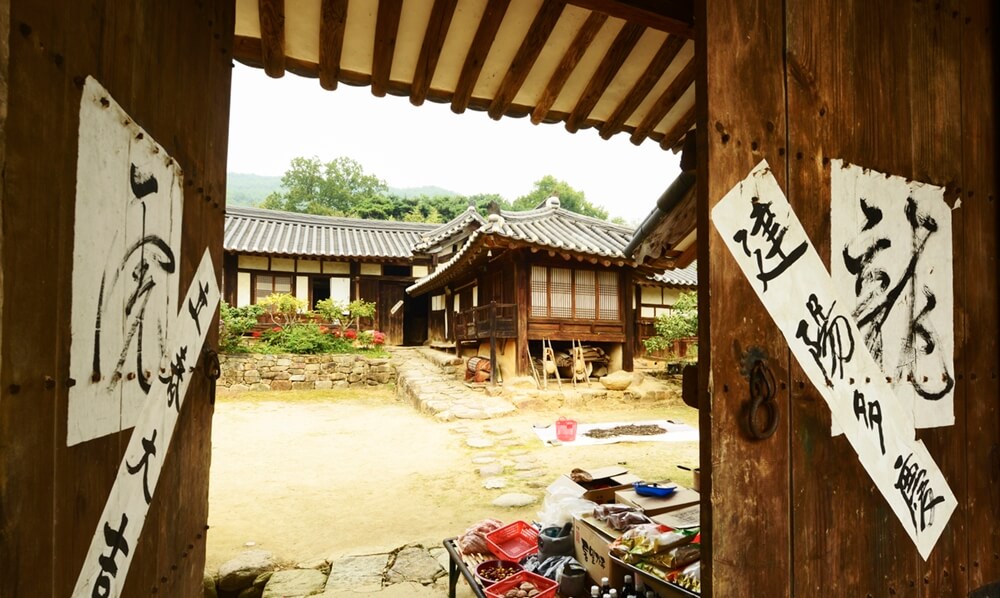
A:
<box><xmin>454</xmin><ymin>302</ymin><xmax>517</xmax><ymax>342</ymax></box>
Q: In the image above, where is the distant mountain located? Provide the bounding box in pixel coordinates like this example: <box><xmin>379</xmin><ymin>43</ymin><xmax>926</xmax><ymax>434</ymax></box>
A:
<box><xmin>227</xmin><ymin>173</ymin><xmax>282</xmax><ymax>206</ymax></box>
<box><xmin>226</xmin><ymin>172</ymin><xmax>460</xmax><ymax>206</ymax></box>
<box><xmin>389</xmin><ymin>185</ymin><xmax>459</xmax><ymax>199</ymax></box>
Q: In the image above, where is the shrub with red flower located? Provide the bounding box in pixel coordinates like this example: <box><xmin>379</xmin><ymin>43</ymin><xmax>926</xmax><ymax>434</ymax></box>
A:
<box><xmin>344</xmin><ymin>329</ymin><xmax>358</xmax><ymax>340</ymax></box>
<box><xmin>372</xmin><ymin>331</ymin><xmax>386</xmax><ymax>346</ymax></box>
<box><xmin>251</xmin><ymin>330</ymin><xmax>262</xmax><ymax>338</ymax></box>
<box><xmin>319</xmin><ymin>326</ymin><xmax>329</xmax><ymax>334</ymax></box>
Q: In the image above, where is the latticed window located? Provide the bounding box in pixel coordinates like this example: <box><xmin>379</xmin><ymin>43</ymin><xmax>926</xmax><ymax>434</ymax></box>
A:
<box><xmin>529</xmin><ymin>266</ymin><xmax>620</xmax><ymax>320</ymax></box>
<box><xmin>254</xmin><ymin>274</ymin><xmax>292</xmax><ymax>301</ymax></box>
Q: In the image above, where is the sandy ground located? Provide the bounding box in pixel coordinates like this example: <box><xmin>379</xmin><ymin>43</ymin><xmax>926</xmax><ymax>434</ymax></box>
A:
<box><xmin>205</xmin><ymin>385</ymin><xmax>699</xmax><ymax>573</ymax></box>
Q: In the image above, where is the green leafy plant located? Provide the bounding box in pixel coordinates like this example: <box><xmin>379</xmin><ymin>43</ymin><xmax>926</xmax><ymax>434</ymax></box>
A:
<box><xmin>219</xmin><ymin>302</ymin><xmax>266</xmax><ymax>352</ymax></box>
<box><xmin>644</xmin><ymin>291</ymin><xmax>698</xmax><ymax>355</ymax></box>
<box><xmin>258</xmin><ymin>293</ymin><xmax>307</xmax><ymax>329</ymax></box>
<box><xmin>261</xmin><ymin>323</ymin><xmax>334</xmax><ymax>354</ymax></box>
<box><xmin>315</xmin><ymin>298</ymin><xmax>348</xmax><ymax>326</ymax></box>
<box><xmin>346</xmin><ymin>299</ymin><xmax>377</xmax><ymax>330</ymax></box>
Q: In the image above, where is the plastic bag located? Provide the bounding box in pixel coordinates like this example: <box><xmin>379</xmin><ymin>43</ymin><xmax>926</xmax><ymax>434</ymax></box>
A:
<box><xmin>536</xmin><ymin>488</ymin><xmax>596</xmax><ymax>528</ymax></box>
<box><xmin>610</xmin><ymin>524</ymin><xmax>696</xmax><ymax>563</ymax></box>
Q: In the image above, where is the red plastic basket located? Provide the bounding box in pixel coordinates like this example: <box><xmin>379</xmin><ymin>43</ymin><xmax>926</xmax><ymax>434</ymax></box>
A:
<box><xmin>484</xmin><ymin>570</ymin><xmax>558</xmax><ymax>598</ymax></box>
<box><xmin>485</xmin><ymin>521</ymin><xmax>539</xmax><ymax>562</ymax></box>
<box><xmin>555</xmin><ymin>417</ymin><xmax>577</xmax><ymax>441</ymax></box>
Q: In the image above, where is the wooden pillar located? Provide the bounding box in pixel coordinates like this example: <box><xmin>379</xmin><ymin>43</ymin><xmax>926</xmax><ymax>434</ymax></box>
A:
<box><xmin>515</xmin><ymin>255</ymin><xmax>529</xmax><ymax>376</ymax></box>
<box><xmin>621</xmin><ymin>270</ymin><xmax>634</xmax><ymax>371</ymax></box>
<box><xmin>699</xmin><ymin>0</ymin><xmax>792</xmax><ymax>596</ymax></box>
<box><xmin>223</xmin><ymin>252</ymin><xmax>238</xmax><ymax>306</ymax></box>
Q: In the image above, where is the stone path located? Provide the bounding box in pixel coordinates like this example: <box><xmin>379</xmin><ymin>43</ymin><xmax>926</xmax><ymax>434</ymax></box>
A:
<box><xmin>391</xmin><ymin>347</ymin><xmax>518</xmax><ymax>421</ymax></box>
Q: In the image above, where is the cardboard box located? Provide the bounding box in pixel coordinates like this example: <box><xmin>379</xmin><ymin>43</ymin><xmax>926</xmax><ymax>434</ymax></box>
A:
<box><xmin>546</xmin><ymin>466</ymin><xmax>642</xmax><ymax>505</ymax></box>
<box><xmin>614</xmin><ymin>482</ymin><xmax>700</xmax><ymax>516</ymax></box>
<box><xmin>572</xmin><ymin>514</ymin><xmax>622</xmax><ymax>586</ymax></box>
<box><xmin>652</xmin><ymin>504</ymin><xmax>701</xmax><ymax>530</ymax></box>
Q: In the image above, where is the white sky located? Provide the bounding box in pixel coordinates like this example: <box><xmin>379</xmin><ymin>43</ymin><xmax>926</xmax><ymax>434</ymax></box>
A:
<box><xmin>226</xmin><ymin>63</ymin><xmax>681</xmax><ymax>225</ymax></box>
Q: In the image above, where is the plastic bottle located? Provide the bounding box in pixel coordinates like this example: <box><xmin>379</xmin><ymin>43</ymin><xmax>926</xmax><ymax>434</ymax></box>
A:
<box><xmin>591</xmin><ymin>586</ymin><xmax>600</xmax><ymax>598</ymax></box>
<box><xmin>609</xmin><ymin>590</ymin><xmax>619</xmax><ymax>598</ymax></box>
<box><xmin>601</xmin><ymin>577</ymin><xmax>611</xmax><ymax>594</ymax></box>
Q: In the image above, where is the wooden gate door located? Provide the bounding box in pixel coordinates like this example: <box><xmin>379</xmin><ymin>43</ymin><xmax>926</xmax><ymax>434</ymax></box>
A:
<box><xmin>0</xmin><ymin>1</ymin><xmax>234</xmax><ymax>596</ymax></box>
<box><xmin>700</xmin><ymin>0</ymin><xmax>998</xmax><ymax>596</ymax></box>
<box><xmin>379</xmin><ymin>282</ymin><xmax>406</xmax><ymax>346</ymax></box>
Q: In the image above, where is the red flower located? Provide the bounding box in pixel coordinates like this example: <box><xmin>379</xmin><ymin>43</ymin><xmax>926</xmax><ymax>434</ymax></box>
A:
<box><xmin>372</xmin><ymin>331</ymin><xmax>386</xmax><ymax>345</ymax></box>
<box><xmin>272</xmin><ymin>327</ymin><xmax>281</xmax><ymax>333</ymax></box>
<box><xmin>251</xmin><ymin>330</ymin><xmax>262</xmax><ymax>338</ymax></box>
<box><xmin>332</xmin><ymin>329</ymin><xmax>342</xmax><ymax>338</ymax></box>
<box><xmin>319</xmin><ymin>326</ymin><xmax>329</xmax><ymax>334</ymax></box>
<box><xmin>345</xmin><ymin>329</ymin><xmax>357</xmax><ymax>340</ymax></box>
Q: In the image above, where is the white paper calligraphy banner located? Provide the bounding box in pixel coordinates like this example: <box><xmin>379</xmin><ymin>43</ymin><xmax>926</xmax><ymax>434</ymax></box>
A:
<box><xmin>711</xmin><ymin>160</ymin><xmax>955</xmax><ymax>559</ymax></box>
<box><xmin>72</xmin><ymin>250</ymin><xmax>219</xmax><ymax>598</ymax></box>
<box><xmin>68</xmin><ymin>76</ymin><xmax>184</xmax><ymax>446</ymax></box>
<box><xmin>831</xmin><ymin>160</ymin><xmax>955</xmax><ymax>429</ymax></box>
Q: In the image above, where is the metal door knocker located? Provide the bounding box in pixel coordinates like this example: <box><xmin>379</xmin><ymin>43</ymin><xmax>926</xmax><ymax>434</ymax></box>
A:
<box><xmin>747</xmin><ymin>359</ymin><xmax>779</xmax><ymax>440</ymax></box>
<box><xmin>203</xmin><ymin>348</ymin><xmax>222</xmax><ymax>405</ymax></box>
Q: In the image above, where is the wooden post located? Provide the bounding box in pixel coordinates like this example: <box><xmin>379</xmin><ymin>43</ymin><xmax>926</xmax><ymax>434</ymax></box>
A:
<box><xmin>621</xmin><ymin>270</ymin><xmax>634</xmax><ymax>371</ymax></box>
<box><xmin>489</xmin><ymin>301</ymin><xmax>498</xmax><ymax>385</ymax></box>
<box><xmin>515</xmin><ymin>256</ymin><xmax>529</xmax><ymax>376</ymax></box>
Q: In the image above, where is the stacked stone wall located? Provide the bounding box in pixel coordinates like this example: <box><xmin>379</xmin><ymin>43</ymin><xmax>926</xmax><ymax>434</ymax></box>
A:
<box><xmin>219</xmin><ymin>354</ymin><xmax>395</xmax><ymax>392</ymax></box>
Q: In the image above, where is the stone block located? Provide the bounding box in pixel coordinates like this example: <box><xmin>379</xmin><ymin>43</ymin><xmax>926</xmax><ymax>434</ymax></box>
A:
<box><xmin>314</xmin><ymin>380</ymin><xmax>333</xmax><ymax>390</ymax></box>
<box><xmin>270</xmin><ymin>380</ymin><xmax>292</xmax><ymax>391</ymax></box>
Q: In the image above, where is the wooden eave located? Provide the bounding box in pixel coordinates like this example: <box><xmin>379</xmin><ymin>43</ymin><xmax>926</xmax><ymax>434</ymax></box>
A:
<box><xmin>234</xmin><ymin>0</ymin><xmax>696</xmax><ymax>149</ymax></box>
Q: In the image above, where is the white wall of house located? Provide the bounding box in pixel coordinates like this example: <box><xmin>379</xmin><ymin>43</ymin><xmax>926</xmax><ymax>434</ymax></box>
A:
<box><xmin>639</xmin><ymin>286</ymin><xmax>684</xmax><ymax>319</ymax></box>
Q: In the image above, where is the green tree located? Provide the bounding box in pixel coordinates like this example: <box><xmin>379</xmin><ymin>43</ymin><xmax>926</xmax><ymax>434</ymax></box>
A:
<box><xmin>511</xmin><ymin>175</ymin><xmax>608</xmax><ymax>220</ymax></box>
<box><xmin>260</xmin><ymin>156</ymin><xmax>389</xmax><ymax>215</ymax></box>
<box><xmin>644</xmin><ymin>291</ymin><xmax>698</xmax><ymax>354</ymax></box>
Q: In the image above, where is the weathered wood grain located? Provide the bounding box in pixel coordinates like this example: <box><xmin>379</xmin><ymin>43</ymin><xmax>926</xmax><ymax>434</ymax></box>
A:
<box><xmin>530</xmin><ymin>10</ymin><xmax>607</xmax><ymax>125</ymax></box>
<box><xmin>319</xmin><ymin>0</ymin><xmax>348</xmax><ymax>91</ymax></box>
<box><xmin>372</xmin><ymin>0</ymin><xmax>402</xmax><ymax>97</ymax></box>
<box><xmin>258</xmin><ymin>0</ymin><xmax>285</xmax><ymax>78</ymax></box>
<box><xmin>488</xmin><ymin>0</ymin><xmax>565</xmax><ymax>120</ymax></box>
<box><xmin>411</xmin><ymin>0</ymin><xmax>458</xmax><ymax>106</ymax></box>
<box><xmin>600</xmin><ymin>34</ymin><xmax>685</xmax><ymax>139</ymax></box>
<box><xmin>701</xmin><ymin>0</ymin><xmax>791</xmax><ymax>596</ymax></box>
<box><xmin>565</xmin><ymin>21</ymin><xmax>644</xmax><ymax>133</ymax></box>
<box><xmin>451</xmin><ymin>0</ymin><xmax>512</xmax><ymax>114</ymax></box>
<box><xmin>629</xmin><ymin>57</ymin><xmax>694</xmax><ymax>145</ymax></box>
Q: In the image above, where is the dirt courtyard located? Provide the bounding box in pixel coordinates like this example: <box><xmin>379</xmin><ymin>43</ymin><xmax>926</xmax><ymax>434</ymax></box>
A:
<box><xmin>205</xmin><ymin>385</ymin><xmax>699</xmax><ymax>573</ymax></box>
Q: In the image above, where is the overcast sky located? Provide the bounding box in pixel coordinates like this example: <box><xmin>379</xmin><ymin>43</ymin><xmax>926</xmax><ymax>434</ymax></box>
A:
<box><xmin>226</xmin><ymin>63</ymin><xmax>681</xmax><ymax>225</ymax></box>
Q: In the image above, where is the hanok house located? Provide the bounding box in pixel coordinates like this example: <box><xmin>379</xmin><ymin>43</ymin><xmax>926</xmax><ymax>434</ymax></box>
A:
<box><xmin>222</xmin><ymin>205</ymin><xmax>437</xmax><ymax>345</ymax></box>
<box><xmin>406</xmin><ymin>196</ymin><xmax>669</xmax><ymax>380</ymax></box>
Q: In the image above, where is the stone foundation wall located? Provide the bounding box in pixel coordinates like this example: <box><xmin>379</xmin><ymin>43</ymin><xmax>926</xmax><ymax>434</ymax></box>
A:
<box><xmin>219</xmin><ymin>353</ymin><xmax>395</xmax><ymax>392</ymax></box>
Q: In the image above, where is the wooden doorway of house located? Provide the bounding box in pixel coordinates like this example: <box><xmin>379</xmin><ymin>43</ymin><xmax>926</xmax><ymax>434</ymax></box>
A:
<box><xmin>378</xmin><ymin>282</ymin><xmax>406</xmax><ymax>346</ymax></box>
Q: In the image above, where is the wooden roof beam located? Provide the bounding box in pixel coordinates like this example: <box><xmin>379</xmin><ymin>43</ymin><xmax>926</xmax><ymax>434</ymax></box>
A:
<box><xmin>258</xmin><ymin>0</ymin><xmax>286</xmax><ymax>78</ymax></box>
<box><xmin>630</xmin><ymin>57</ymin><xmax>694</xmax><ymax>144</ymax></box>
<box><xmin>372</xmin><ymin>0</ymin><xmax>403</xmax><ymax>97</ymax></box>
<box><xmin>487</xmin><ymin>0</ymin><xmax>566</xmax><ymax>120</ymax></box>
<box><xmin>452</xmin><ymin>0</ymin><xmax>512</xmax><ymax>114</ymax></box>
<box><xmin>319</xmin><ymin>0</ymin><xmax>348</xmax><ymax>90</ymax></box>
<box><xmin>599</xmin><ymin>34</ymin><xmax>685</xmax><ymax>139</ymax></box>
<box><xmin>411</xmin><ymin>0</ymin><xmax>458</xmax><ymax>106</ymax></box>
<box><xmin>658</xmin><ymin>105</ymin><xmax>696</xmax><ymax>150</ymax></box>
<box><xmin>565</xmin><ymin>22</ymin><xmax>645</xmax><ymax>133</ymax></box>
<box><xmin>567</xmin><ymin>0</ymin><xmax>693</xmax><ymax>38</ymax></box>
<box><xmin>530</xmin><ymin>12</ymin><xmax>608</xmax><ymax>125</ymax></box>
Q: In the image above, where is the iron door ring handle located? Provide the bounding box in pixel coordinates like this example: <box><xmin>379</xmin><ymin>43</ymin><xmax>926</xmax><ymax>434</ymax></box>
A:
<box><xmin>747</xmin><ymin>360</ymin><xmax>779</xmax><ymax>440</ymax></box>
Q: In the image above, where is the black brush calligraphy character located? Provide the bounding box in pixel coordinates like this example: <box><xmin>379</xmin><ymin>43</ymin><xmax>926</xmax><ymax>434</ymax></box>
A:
<box><xmin>894</xmin><ymin>452</ymin><xmax>946</xmax><ymax>533</ymax></box>
<box><xmin>125</xmin><ymin>429</ymin><xmax>158</xmax><ymax>504</ymax></box>
<box><xmin>733</xmin><ymin>200</ymin><xmax>808</xmax><ymax>291</ymax></box>
<box><xmin>795</xmin><ymin>294</ymin><xmax>855</xmax><ymax>380</ymax></box>
<box><xmin>92</xmin><ymin>513</ymin><xmax>130</xmax><ymax>598</ymax></box>
<box><xmin>159</xmin><ymin>346</ymin><xmax>188</xmax><ymax>413</ymax></box>
<box><xmin>188</xmin><ymin>281</ymin><xmax>211</xmax><ymax>335</ymax></box>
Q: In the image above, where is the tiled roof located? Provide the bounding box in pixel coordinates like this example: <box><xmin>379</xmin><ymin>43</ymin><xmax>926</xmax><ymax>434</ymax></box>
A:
<box><xmin>649</xmin><ymin>261</ymin><xmax>698</xmax><ymax>287</ymax></box>
<box><xmin>224</xmin><ymin>206</ymin><xmax>436</xmax><ymax>259</ymax></box>
<box><xmin>412</xmin><ymin>206</ymin><xmax>486</xmax><ymax>251</ymax></box>
<box><xmin>407</xmin><ymin>200</ymin><xmax>638</xmax><ymax>295</ymax></box>
<box><xmin>478</xmin><ymin>199</ymin><xmax>636</xmax><ymax>258</ymax></box>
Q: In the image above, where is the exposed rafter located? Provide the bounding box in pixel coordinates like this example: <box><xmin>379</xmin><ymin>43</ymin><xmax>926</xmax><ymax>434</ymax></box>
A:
<box><xmin>630</xmin><ymin>58</ymin><xmax>694</xmax><ymax>144</ymax></box>
<box><xmin>319</xmin><ymin>0</ymin><xmax>348</xmax><ymax>90</ymax></box>
<box><xmin>372</xmin><ymin>0</ymin><xmax>403</xmax><ymax>97</ymax></box>
<box><xmin>451</xmin><ymin>0</ymin><xmax>513</xmax><ymax>114</ymax></box>
<box><xmin>565</xmin><ymin>22</ymin><xmax>645</xmax><ymax>133</ymax></box>
<box><xmin>600</xmin><ymin>34</ymin><xmax>686</xmax><ymax>139</ymax></box>
<box><xmin>659</xmin><ymin>104</ymin><xmax>696</xmax><ymax>150</ymax></box>
<box><xmin>487</xmin><ymin>0</ymin><xmax>566</xmax><ymax>120</ymax></box>
<box><xmin>411</xmin><ymin>0</ymin><xmax>459</xmax><ymax>106</ymax></box>
<box><xmin>258</xmin><ymin>0</ymin><xmax>286</xmax><ymax>78</ymax></box>
<box><xmin>529</xmin><ymin>11</ymin><xmax>608</xmax><ymax>125</ymax></box>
